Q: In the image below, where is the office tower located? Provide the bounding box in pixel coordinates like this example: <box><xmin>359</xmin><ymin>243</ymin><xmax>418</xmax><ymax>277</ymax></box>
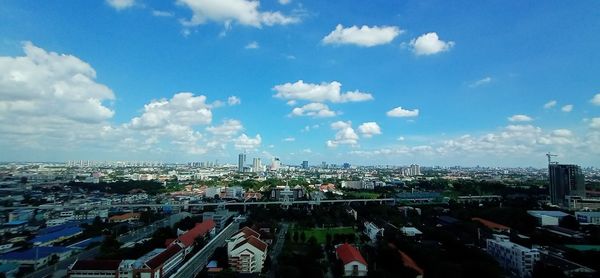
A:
<box><xmin>270</xmin><ymin>157</ymin><xmax>281</xmax><ymax>171</ymax></box>
<box><xmin>302</xmin><ymin>160</ymin><xmax>309</xmax><ymax>169</ymax></box>
<box><xmin>252</xmin><ymin>158</ymin><xmax>262</xmax><ymax>172</ymax></box>
<box><xmin>322</xmin><ymin>161</ymin><xmax>327</xmax><ymax>169</ymax></box>
<box><xmin>238</xmin><ymin>153</ymin><xmax>246</xmax><ymax>173</ymax></box>
<box><xmin>549</xmin><ymin>164</ymin><xmax>585</xmax><ymax>206</ymax></box>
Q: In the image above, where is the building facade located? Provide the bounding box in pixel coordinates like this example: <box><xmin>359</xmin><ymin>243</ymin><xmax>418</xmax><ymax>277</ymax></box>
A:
<box><xmin>486</xmin><ymin>234</ymin><xmax>539</xmax><ymax>278</ymax></box>
<box><xmin>549</xmin><ymin>164</ymin><xmax>585</xmax><ymax>206</ymax></box>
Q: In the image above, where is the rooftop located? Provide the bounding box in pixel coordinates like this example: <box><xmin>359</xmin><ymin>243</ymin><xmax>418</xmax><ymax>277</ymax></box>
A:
<box><xmin>336</xmin><ymin>243</ymin><xmax>367</xmax><ymax>265</ymax></box>
<box><xmin>0</xmin><ymin>246</ymin><xmax>71</xmax><ymax>261</ymax></box>
<box><xmin>70</xmin><ymin>260</ymin><xmax>122</xmax><ymax>271</ymax></box>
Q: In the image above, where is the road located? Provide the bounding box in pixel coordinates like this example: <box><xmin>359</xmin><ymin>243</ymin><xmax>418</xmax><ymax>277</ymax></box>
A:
<box><xmin>268</xmin><ymin>223</ymin><xmax>289</xmax><ymax>278</ymax></box>
<box><xmin>25</xmin><ymin>214</ymin><xmax>188</xmax><ymax>278</ymax></box>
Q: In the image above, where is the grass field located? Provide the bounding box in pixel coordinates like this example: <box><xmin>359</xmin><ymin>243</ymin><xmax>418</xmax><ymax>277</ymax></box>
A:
<box><xmin>344</xmin><ymin>191</ymin><xmax>380</xmax><ymax>199</ymax></box>
<box><xmin>291</xmin><ymin>226</ymin><xmax>355</xmax><ymax>244</ymax></box>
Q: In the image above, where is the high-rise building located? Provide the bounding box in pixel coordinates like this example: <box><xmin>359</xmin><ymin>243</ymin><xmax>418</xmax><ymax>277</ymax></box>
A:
<box><xmin>270</xmin><ymin>157</ymin><xmax>281</xmax><ymax>171</ymax></box>
<box><xmin>302</xmin><ymin>160</ymin><xmax>309</xmax><ymax>169</ymax></box>
<box><xmin>252</xmin><ymin>158</ymin><xmax>262</xmax><ymax>172</ymax></box>
<box><xmin>409</xmin><ymin>164</ymin><xmax>421</xmax><ymax>176</ymax></box>
<box><xmin>549</xmin><ymin>164</ymin><xmax>585</xmax><ymax>206</ymax></box>
<box><xmin>321</xmin><ymin>161</ymin><xmax>327</xmax><ymax>169</ymax></box>
<box><xmin>238</xmin><ymin>153</ymin><xmax>246</xmax><ymax>173</ymax></box>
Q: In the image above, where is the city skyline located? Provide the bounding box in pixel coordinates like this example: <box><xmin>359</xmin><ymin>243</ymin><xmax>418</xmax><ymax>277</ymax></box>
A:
<box><xmin>1</xmin><ymin>1</ymin><xmax>600</xmax><ymax>167</ymax></box>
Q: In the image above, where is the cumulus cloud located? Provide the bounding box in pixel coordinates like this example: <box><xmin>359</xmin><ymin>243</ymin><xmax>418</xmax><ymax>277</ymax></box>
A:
<box><xmin>357</xmin><ymin>122</ymin><xmax>382</xmax><ymax>138</ymax></box>
<box><xmin>106</xmin><ymin>0</ymin><xmax>135</xmax><ymax>10</ymax></box>
<box><xmin>561</xmin><ymin>104</ymin><xmax>573</xmax><ymax>112</ymax></box>
<box><xmin>227</xmin><ymin>96</ymin><xmax>241</xmax><ymax>105</ymax></box>
<box><xmin>469</xmin><ymin>77</ymin><xmax>492</xmax><ymax>88</ymax></box>
<box><xmin>233</xmin><ymin>133</ymin><xmax>261</xmax><ymax>150</ymax></box>
<box><xmin>326</xmin><ymin>121</ymin><xmax>359</xmax><ymax>147</ymax></box>
<box><xmin>177</xmin><ymin>0</ymin><xmax>300</xmax><ymax>28</ymax></box>
<box><xmin>245</xmin><ymin>41</ymin><xmax>259</xmax><ymax>49</ymax></box>
<box><xmin>206</xmin><ymin>119</ymin><xmax>243</xmax><ymax>136</ymax></box>
<box><xmin>128</xmin><ymin>93</ymin><xmax>212</xmax><ymax>130</ymax></box>
<box><xmin>283</xmin><ymin>137</ymin><xmax>295</xmax><ymax>142</ymax></box>
<box><xmin>409</xmin><ymin>32</ymin><xmax>454</xmax><ymax>56</ymax></box>
<box><xmin>508</xmin><ymin>114</ymin><xmax>533</xmax><ymax>122</ymax></box>
<box><xmin>544</xmin><ymin>100</ymin><xmax>557</xmax><ymax>109</ymax></box>
<box><xmin>322</xmin><ymin>24</ymin><xmax>403</xmax><ymax>47</ymax></box>
<box><xmin>0</xmin><ymin>42</ymin><xmax>116</xmax><ymax>148</ymax></box>
<box><xmin>290</xmin><ymin>102</ymin><xmax>337</xmax><ymax>118</ymax></box>
<box><xmin>590</xmin><ymin>93</ymin><xmax>600</xmax><ymax>106</ymax></box>
<box><xmin>273</xmin><ymin>80</ymin><xmax>373</xmax><ymax>103</ymax></box>
<box><xmin>386</xmin><ymin>106</ymin><xmax>419</xmax><ymax>117</ymax></box>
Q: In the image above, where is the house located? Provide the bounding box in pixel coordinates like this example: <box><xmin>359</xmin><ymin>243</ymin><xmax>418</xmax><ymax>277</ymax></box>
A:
<box><xmin>335</xmin><ymin>243</ymin><xmax>368</xmax><ymax>277</ymax></box>
<box><xmin>227</xmin><ymin>227</ymin><xmax>269</xmax><ymax>273</ymax></box>
<box><xmin>167</xmin><ymin>220</ymin><xmax>215</xmax><ymax>255</ymax></box>
<box><xmin>400</xmin><ymin>227</ymin><xmax>423</xmax><ymax>237</ymax></box>
<box><xmin>108</xmin><ymin>212</ymin><xmax>140</xmax><ymax>223</ymax></box>
<box><xmin>0</xmin><ymin>246</ymin><xmax>73</xmax><ymax>270</ymax></box>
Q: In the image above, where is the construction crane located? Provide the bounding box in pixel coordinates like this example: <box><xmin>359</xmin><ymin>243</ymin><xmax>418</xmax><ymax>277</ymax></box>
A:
<box><xmin>546</xmin><ymin>153</ymin><xmax>558</xmax><ymax>164</ymax></box>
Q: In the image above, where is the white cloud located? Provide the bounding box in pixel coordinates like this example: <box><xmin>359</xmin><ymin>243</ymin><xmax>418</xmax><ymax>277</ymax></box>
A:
<box><xmin>0</xmin><ymin>42</ymin><xmax>116</xmax><ymax>148</ymax></box>
<box><xmin>152</xmin><ymin>10</ymin><xmax>174</xmax><ymax>17</ymax></box>
<box><xmin>177</xmin><ymin>0</ymin><xmax>300</xmax><ymax>28</ymax></box>
<box><xmin>322</xmin><ymin>24</ymin><xmax>403</xmax><ymax>47</ymax></box>
<box><xmin>397</xmin><ymin>136</ymin><xmax>405</xmax><ymax>141</ymax></box>
<box><xmin>227</xmin><ymin>96</ymin><xmax>241</xmax><ymax>105</ymax></box>
<box><xmin>357</xmin><ymin>122</ymin><xmax>382</xmax><ymax>138</ymax></box>
<box><xmin>561</xmin><ymin>104</ymin><xmax>573</xmax><ymax>112</ymax></box>
<box><xmin>326</xmin><ymin>121</ymin><xmax>359</xmax><ymax>147</ymax></box>
<box><xmin>590</xmin><ymin>118</ymin><xmax>600</xmax><ymax>129</ymax></box>
<box><xmin>273</xmin><ymin>80</ymin><xmax>373</xmax><ymax>103</ymax></box>
<box><xmin>508</xmin><ymin>114</ymin><xmax>533</xmax><ymax>122</ymax></box>
<box><xmin>233</xmin><ymin>133</ymin><xmax>261</xmax><ymax>150</ymax></box>
<box><xmin>245</xmin><ymin>41</ymin><xmax>259</xmax><ymax>49</ymax></box>
<box><xmin>128</xmin><ymin>92</ymin><xmax>212</xmax><ymax>129</ymax></box>
<box><xmin>290</xmin><ymin>102</ymin><xmax>337</xmax><ymax>118</ymax></box>
<box><xmin>590</xmin><ymin>93</ymin><xmax>600</xmax><ymax>106</ymax></box>
<box><xmin>106</xmin><ymin>0</ymin><xmax>135</xmax><ymax>10</ymax></box>
<box><xmin>409</xmin><ymin>32</ymin><xmax>454</xmax><ymax>56</ymax></box>
<box><xmin>469</xmin><ymin>77</ymin><xmax>492</xmax><ymax>88</ymax></box>
<box><xmin>206</xmin><ymin>119</ymin><xmax>243</xmax><ymax>136</ymax></box>
<box><xmin>387</xmin><ymin>106</ymin><xmax>419</xmax><ymax>117</ymax></box>
<box><xmin>283</xmin><ymin>137</ymin><xmax>295</xmax><ymax>142</ymax></box>
<box><xmin>544</xmin><ymin>100</ymin><xmax>557</xmax><ymax>109</ymax></box>
<box><xmin>278</xmin><ymin>0</ymin><xmax>291</xmax><ymax>4</ymax></box>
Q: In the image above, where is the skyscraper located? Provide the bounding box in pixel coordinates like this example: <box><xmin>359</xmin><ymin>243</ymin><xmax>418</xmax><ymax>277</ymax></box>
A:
<box><xmin>252</xmin><ymin>158</ymin><xmax>262</xmax><ymax>172</ymax></box>
<box><xmin>238</xmin><ymin>153</ymin><xmax>246</xmax><ymax>173</ymax></box>
<box><xmin>302</xmin><ymin>160</ymin><xmax>309</xmax><ymax>169</ymax></box>
<box><xmin>549</xmin><ymin>164</ymin><xmax>585</xmax><ymax>206</ymax></box>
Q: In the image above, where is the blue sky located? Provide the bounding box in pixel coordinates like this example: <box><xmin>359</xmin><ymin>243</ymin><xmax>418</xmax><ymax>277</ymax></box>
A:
<box><xmin>1</xmin><ymin>0</ymin><xmax>599</xmax><ymax>167</ymax></box>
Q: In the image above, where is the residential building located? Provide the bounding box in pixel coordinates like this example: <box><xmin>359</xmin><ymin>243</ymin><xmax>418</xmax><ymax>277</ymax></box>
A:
<box><xmin>238</xmin><ymin>153</ymin><xmax>246</xmax><ymax>173</ymax></box>
<box><xmin>252</xmin><ymin>158</ymin><xmax>262</xmax><ymax>172</ymax></box>
<box><xmin>203</xmin><ymin>208</ymin><xmax>233</xmax><ymax>231</ymax></box>
<box><xmin>363</xmin><ymin>222</ymin><xmax>384</xmax><ymax>241</ymax></box>
<box><xmin>167</xmin><ymin>220</ymin><xmax>215</xmax><ymax>256</ymax></box>
<box><xmin>549</xmin><ymin>164</ymin><xmax>585</xmax><ymax>206</ymax></box>
<box><xmin>108</xmin><ymin>212</ymin><xmax>140</xmax><ymax>223</ymax></box>
<box><xmin>134</xmin><ymin>245</ymin><xmax>184</xmax><ymax>278</ymax></box>
<box><xmin>486</xmin><ymin>234</ymin><xmax>539</xmax><ymax>278</ymax></box>
<box><xmin>227</xmin><ymin>227</ymin><xmax>268</xmax><ymax>273</ymax></box>
<box><xmin>335</xmin><ymin>243</ymin><xmax>368</xmax><ymax>276</ymax></box>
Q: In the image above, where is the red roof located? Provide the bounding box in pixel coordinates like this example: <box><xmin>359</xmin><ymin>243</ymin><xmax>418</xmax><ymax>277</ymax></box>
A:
<box><xmin>335</xmin><ymin>243</ymin><xmax>367</xmax><ymax>265</ymax></box>
<box><xmin>239</xmin><ymin>226</ymin><xmax>261</xmax><ymax>238</ymax></box>
<box><xmin>399</xmin><ymin>251</ymin><xmax>424</xmax><ymax>275</ymax></box>
<box><xmin>146</xmin><ymin>245</ymin><xmax>182</xmax><ymax>269</ymax></box>
<box><xmin>70</xmin><ymin>260</ymin><xmax>122</xmax><ymax>271</ymax></box>
<box><xmin>472</xmin><ymin>217</ymin><xmax>510</xmax><ymax>231</ymax></box>
<box><xmin>233</xmin><ymin>235</ymin><xmax>268</xmax><ymax>252</ymax></box>
<box><xmin>173</xmin><ymin>220</ymin><xmax>215</xmax><ymax>247</ymax></box>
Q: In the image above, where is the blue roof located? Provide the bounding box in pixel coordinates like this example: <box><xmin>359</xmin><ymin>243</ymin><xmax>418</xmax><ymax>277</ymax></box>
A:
<box><xmin>527</xmin><ymin>210</ymin><xmax>569</xmax><ymax>218</ymax></box>
<box><xmin>68</xmin><ymin>236</ymin><xmax>103</xmax><ymax>249</ymax></box>
<box><xmin>207</xmin><ymin>260</ymin><xmax>218</xmax><ymax>268</ymax></box>
<box><xmin>31</xmin><ymin>226</ymin><xmax>82</xmax><ymax>244</ymax></box>
<box><xmin>39</xmin><ymin>222</ymin><xmax>81</xmax><ymax>234</ymax></box>
<box><xmin>576</xmin><ymin>211</ymin><xmax>600</xmax><ymax>217</ymax></box>
<box><xmin>4</xmin><ymin>220</ymin><xmax>27</xmax><ymax>226</ymax></box>
<box><xmin>0</xmin><ymin>247</ymin><xmax>71</xmax><ymax>261</ymax></box>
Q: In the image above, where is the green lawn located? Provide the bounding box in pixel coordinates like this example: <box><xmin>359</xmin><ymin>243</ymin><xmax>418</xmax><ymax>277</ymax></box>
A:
<box><xmin>291</xmin><ymin>226</ymin><xmax>355</xmax><ymax>244</ymax></box>
<box><xmin>344</xmin><ymin>191</ymin><xmax>380</xmax><ymax>199</ymax></box>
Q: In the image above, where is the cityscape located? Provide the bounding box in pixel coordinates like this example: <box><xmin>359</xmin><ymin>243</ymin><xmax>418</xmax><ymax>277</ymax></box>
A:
<box><xmin>1</xmin><ymin>1</ymin><xmax>600</xmax><ymax>278</ymax></box>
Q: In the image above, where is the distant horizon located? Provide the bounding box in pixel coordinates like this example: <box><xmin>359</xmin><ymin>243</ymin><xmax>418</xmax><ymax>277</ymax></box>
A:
<box><xmin>1</xmin><ymin>1</ymin><xmax>599</xmax><ymax>167</ymax></box>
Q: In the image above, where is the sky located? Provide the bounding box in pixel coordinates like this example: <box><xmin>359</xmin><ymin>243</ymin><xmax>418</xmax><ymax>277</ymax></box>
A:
<box><xmin>1</xmin><ymin>0</ymin><xmax>600</xmax><ymax>167</ymax></box>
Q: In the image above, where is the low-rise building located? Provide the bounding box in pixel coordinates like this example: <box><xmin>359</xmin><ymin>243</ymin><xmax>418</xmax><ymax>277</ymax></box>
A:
<box><xmin>335</xmin><ymin>243</ymin><xmax>368</xmax><ymax>276</ymax></box>
<box><xmin>108</xmin><ymin>212</ymin><xmax>140</xmax><ymax>223</ymax></box>
<box><xmin>227</xmin><ymin>227</ymin><xmax>268</xmax><ymax>273</ymax></box>
<box><xmin>486</xmin><ymin>234</ymin><xmax>539</xmax><ymax>278</ymax></box>
<box><xmin>0</xmin><ymin>246</ymin><xmax>73</xmax><ymax>270</ymax></box>
<box><xmin>363</xmin><ymin>222</ymin><xmax>384</xmax><ymax>241</ymax></box>
<box><xmin>400</xmin><ymin>227</ymin><xmax>423</xmax><ymax>237</ymax></box>
<box><xmin>575</xmin><ymin>211</ymin><xmax>600</xmax><ymax>225</ymax></box>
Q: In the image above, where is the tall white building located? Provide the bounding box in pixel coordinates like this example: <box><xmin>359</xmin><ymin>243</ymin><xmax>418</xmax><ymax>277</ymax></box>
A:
<box><xmin>409</xmin><ymin>164</ymin><xmax>421</xmax><ymax>176</ymax></box>
<box><xmin>238</xmin><ymin>153</ymin><xmax>246</xmax><ymax>173</ymax></box>
<box><xmin>270</xmin><ymin>157</ymin><xmax>280</xmax><ymax>171</ymax></box>
<box><xmin>486</xmin><ymin>234</ymin><xmax>539</xmax><ymax>278</ymax></box>
<box><xmin>252</xmin><ymin>158</ymin><xmax>262</xmax><ymax>172</ymax></box>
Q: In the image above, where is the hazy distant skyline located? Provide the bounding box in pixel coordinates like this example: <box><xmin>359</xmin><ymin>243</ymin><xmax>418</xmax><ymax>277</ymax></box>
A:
<box><xmin>1</xmin><ymin>1</ymin><xmax>600</xmax><ymax>167</ymax></box>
